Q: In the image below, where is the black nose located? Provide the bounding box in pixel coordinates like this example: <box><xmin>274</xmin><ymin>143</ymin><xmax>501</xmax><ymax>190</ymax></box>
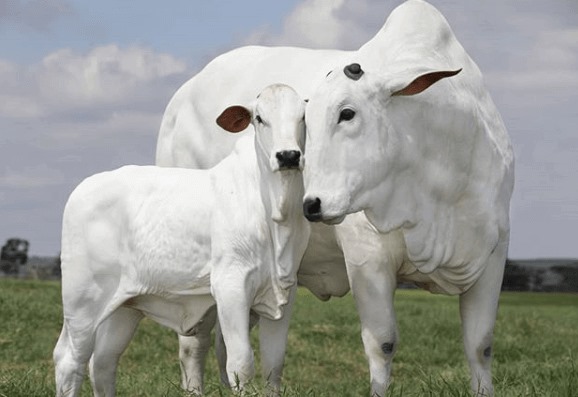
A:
<box><xmin>303</xmin><ymin>197</ymin><xmax>322</xmax><ymax>222</ymax></box>
<box><xmin>276</xmin><ymin>150</ymin><xmax>301</xmax><ymax>169</ymax></box>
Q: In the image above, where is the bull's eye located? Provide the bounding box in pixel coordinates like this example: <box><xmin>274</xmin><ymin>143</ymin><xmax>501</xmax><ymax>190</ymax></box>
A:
<box><xmin>338</xmin><ymin>108</ymin><xmax>356</xmax><ymax>123</ymax></box>
<box><xmin>255</xmin><ymin>115</ymin><xmax>263</xmax><ymax>124</ymax></box>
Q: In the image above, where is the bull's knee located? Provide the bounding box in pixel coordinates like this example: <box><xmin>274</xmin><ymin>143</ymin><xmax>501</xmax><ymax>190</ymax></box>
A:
<box><xmin>468</xmin><ymin>340</ymin><xmax>493</xmax><ymax>365</ymax></box>
<box><xmin>381</xmin><ymin>342</ymin><xmax>395</xmax><ymax>355</ymax></box>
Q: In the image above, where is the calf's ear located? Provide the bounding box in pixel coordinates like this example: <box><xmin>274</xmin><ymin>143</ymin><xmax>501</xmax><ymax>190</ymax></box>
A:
<box><xmin>391</xmin><ymin>69</ymin><xmax>462</xmax><ymax>97</ymax></box>
<box><xmin>216</xmin><ymin>105</ymin><xmax>252</xmax><ymax>133</ymax></box>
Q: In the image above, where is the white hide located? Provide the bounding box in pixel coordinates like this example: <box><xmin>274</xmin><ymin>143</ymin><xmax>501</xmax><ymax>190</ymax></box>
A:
<box><xmin>54</xmin><ymin>85</ymin><xmax>310</xmax><ymax>397</ymax></box>
<box><xmin>302</xmin><ymin>1</ymin><xmax>514</xmax><ymax>396</ymax></box>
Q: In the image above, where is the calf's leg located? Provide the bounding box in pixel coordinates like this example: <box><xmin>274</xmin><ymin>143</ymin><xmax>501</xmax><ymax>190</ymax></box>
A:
<box><xmin>213</xmin><ymin>281</ymin><xmax>254</xmax><ymax>391</ymax></box>
<box><xmin>54</xmin><ymin>320</ymin><xmax>96</xmax><ymax>397</ymax></box>
<box><xmin>89</xmin><ymin>307</ymin><xmax>143</xmax><ymax>397</ymax></box>
<box><xmin>214</xmin><ymin>309</ymin><xmax>260</xmax><ymax>388</ymax></box>
<box><xmin>258</xmin><ymin>284</ymin><xmax>297</xmax><ymax>396</ymax></box>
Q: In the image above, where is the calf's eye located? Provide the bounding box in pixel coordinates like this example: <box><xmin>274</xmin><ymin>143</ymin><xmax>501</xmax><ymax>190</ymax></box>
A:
<box><xmin>338</xmin><ymin>108</ymin><xmax>356</xmax><ymax>123</ymax></box>
<box><xmin>256</xmin><ymin>115</ymin><xmax>263</xmax><ymax>124</ymax></box>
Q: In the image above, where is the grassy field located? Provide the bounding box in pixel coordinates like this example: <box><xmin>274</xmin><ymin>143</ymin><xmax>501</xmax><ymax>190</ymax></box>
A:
<box><xmin>0</xmin><ymin>278</ymin><xmax>576</xmax><ymax>396</ymax></box>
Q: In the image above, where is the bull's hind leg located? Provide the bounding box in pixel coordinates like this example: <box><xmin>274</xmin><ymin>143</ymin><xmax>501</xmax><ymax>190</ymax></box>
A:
<box><xmin>214</xmin><ymin>319</ymin><xmax>230</xmax><ymax>388</ymax></box>
<box><xmin>89</xmin><ymin>306</ymin><xmax>143</xmax><ymax>397</ymax></box>
<box><xmin>459</xmin><ymin>238</ymin><xmax>508</xmax><ymax>397</ymax></box>
<box><xmin>178</xmin><ymin>305</ymin><xmax>217</xmax><ymax>394</ymax></box>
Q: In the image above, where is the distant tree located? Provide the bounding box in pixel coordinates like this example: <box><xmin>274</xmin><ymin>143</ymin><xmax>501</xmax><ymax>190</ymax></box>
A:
<box><xmin>501</xmin><ymin>259</ymin><xmax>530</xmax><ymax>291</ymax></box>
<box><xmin>0</xmin><ymin>238</ymin><xmax>30</xmax><ymax>275</ymax></box>
<box><xmin>550</xmin><ymin>265</ymin><xmax>578</xmax><ymax>293</ymax></box>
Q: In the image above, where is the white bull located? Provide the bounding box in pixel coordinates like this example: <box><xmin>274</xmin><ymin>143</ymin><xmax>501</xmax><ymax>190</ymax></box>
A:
<box><xmin>53</xmin><ymin>84</ymin><xmax>310</xmax><ymax>396</ymax></box>
<box><xmin>302</xmin><ymin>2</ymin><xmax>515</xmax><ymax>397</ymax></box>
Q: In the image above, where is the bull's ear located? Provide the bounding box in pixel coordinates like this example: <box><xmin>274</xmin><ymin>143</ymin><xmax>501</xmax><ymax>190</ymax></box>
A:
<box><xmin>391</xmin><ymin>69</ymin><xmax>461</xmax><ymax>97</ymax></box>
<box><xmin>216</xmin><ymin>105</ymin><xmax>252</xmax><ymax>133</ymax></box>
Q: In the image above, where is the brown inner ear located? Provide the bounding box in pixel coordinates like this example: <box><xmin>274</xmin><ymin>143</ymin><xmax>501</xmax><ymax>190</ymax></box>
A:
<box><xmin>392</xmin><ymin>69</ymin><xmax>462</xmax><ymax>96</ymax></box>
<box><xmin>216</xmin><ymin>105</ymin><xmax>252</xmax><ymax>133</ymax></box>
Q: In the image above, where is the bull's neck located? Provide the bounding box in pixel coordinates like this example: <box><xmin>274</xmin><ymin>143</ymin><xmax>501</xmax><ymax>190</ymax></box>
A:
<box><xmin>366</xmin><ymin>98</ymin><xmax>507</xmax><ymax>274</ymax></box>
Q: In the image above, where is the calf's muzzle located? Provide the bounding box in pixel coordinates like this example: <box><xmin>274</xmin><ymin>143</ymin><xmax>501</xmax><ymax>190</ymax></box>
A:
<box><xmin>276</xmin><ymin>150</ymin><xmax>301</xmax><ymax>170</ymax></box>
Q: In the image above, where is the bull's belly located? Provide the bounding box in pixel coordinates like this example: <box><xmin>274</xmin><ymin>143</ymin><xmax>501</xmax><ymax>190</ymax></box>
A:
<box><xmin>124</xmin><ymin>293</ymin><xmax>216</xmax><ymax>336</ymax></box>
<box><xmin>297</xmin><ymin>223</ymin><xmax>350</xmax><ymax>300</ymax></box>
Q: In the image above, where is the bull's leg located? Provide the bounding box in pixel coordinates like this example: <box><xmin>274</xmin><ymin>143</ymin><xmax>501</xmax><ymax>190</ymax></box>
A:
<box><xmin>338</xmin><ymin>219</ymin><xmax>402</xmax><ymax>397</ymax></box>
<box><xmin>89</xmin><ymin>307</ymin><xmax>143</xmax><ymax>397</ymax></box>
<box><xmin>53</xmin><ymin>320</ymin><xmax>96</xmax><ymax>397</ymax></box>
<box><xmin>459</xmin><ymin>238</ymin><xmax>508</xmax><ymax>397</ymax></box>
<box><xmin>178</xmin><ymin>306</ymin><xmax>217</xmax><ymax>394</ymax></box>
<box><xmin>215</xmin><ymin>309</ymin><xmax>260</xmax><ymax>388</ymax></box>
<box><xmin>348</xmin><ymin>261</ymin><xmax>398</xmax><ymax>397</ymax></box>
<box><xmin>258</xmin><ymin>284</ymin><xmax>297</xmax><ymax>396</ymax></box>
<box><xmin>213</xmin><ymin>281</ymin><xmax>254</xmax><ymax>391</ymax></box>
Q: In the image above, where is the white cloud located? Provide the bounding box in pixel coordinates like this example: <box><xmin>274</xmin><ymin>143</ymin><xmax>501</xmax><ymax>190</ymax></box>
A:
<box><xmin>0</xmin><ymin>44</ymin><xmax>189</xmax><ymax>119</ymax></box>
<box><xmin>244</xmin><ymin>0</ymin><xmax>390</xmax><ymax>50</ymax></box>
<box><xmin>0</xmin><ymin>44</ymin><xmax>191</xmax><ymax>189</ymax></box>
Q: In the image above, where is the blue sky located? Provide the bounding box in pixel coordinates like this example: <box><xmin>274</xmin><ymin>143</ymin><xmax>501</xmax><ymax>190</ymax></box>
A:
<box><xmin>1</xmin><ymin>0</ymin><xmax>578</xmax><ymax>259</ymax></box>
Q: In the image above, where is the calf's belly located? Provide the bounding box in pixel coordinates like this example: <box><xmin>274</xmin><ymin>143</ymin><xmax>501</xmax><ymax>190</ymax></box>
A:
<box><xmin>124</xmin><ymin>293</ymin><xmax>216</xmax><ymax>336</ymax></box>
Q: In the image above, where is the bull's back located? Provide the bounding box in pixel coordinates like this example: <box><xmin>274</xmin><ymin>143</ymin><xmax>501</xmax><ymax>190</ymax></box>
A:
<box><xmin>156</xmin><ymin>45</ymin><xmax>352</xmax><ymax>169</ymax></box>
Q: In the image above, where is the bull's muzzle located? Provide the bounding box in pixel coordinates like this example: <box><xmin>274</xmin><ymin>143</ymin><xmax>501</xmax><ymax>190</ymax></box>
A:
<box><xmin>303</xmin><ymin>197</ymin><xmax>322</xmax><ymax>222</ymax></box>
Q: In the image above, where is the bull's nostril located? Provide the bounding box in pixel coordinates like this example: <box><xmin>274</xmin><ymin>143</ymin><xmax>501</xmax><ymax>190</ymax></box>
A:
<box><xmin>303</xmin><ymin>197</ymin><xmax>322</xmax><ymax>222</ymax></box>
<box><xmin>276</xmin><ymin>150</ymin><xmax>301</xmax><ymax>169</ymax></box>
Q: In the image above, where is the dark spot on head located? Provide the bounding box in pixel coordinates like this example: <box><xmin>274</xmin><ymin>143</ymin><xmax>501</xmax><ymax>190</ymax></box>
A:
<box><xmin>483</xmin><ymin>346</ymin><xmax>492</xmax><ymax>358</ymax></box>
<box><xmin>381</xmin><ymin>342</ymin><xmax>394</xmax><ymax>355</ymax></box>
<box><xmin>344</xmin><ymin>63</ymin><xmax>364</xmax><ymax>80</ymax></box>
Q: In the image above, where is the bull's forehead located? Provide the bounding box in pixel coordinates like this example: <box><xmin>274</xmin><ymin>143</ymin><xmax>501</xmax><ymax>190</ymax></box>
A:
<box><xmin>307</xmin><ymin>68</ymin><xmax>372</xmax><ymax>117</ymax></box>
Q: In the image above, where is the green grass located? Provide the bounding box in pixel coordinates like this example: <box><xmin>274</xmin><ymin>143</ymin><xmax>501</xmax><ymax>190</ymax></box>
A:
<box><xmin>0</xmin><ymin>278</ymin><xmax>576</xmax><ymax>396</ymax></box>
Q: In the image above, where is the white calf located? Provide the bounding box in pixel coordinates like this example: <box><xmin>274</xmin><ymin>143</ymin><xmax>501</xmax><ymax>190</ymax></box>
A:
<box><xmin>53</xmin><ymin>84</ymin><xmax>309</xmax><ymax>396</ymax></box>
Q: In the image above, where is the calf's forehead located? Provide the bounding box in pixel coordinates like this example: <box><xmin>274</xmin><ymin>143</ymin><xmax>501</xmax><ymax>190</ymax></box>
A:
<box><xmin>257</xmin><ymin>84</ymin><xmax>304</xmax><ymax>115</ymax></box>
